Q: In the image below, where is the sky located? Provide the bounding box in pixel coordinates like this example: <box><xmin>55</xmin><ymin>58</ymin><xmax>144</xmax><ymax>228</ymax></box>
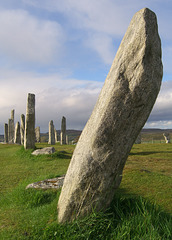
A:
<box><xmin>0</xmin><ymin>0</ymin><xmax>172</xmax><ymax>134</ymax></box>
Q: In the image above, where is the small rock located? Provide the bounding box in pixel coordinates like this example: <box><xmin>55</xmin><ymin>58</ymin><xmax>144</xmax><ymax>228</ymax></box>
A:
<box><xmin>32</xmin><ymin>147</ymin><xmax>55</xmax><ymax>156</ymax></box>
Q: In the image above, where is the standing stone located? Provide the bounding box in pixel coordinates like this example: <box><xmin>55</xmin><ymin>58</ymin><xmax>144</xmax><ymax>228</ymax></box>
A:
<box><xmin>163</xmin><ymin>133</ymin><xmax>170</xmax><ymax>143</ymax></box>
<box><xmin>8</xmin><ymin>119</ymin><xmax>14</xmax><ymax>144</ymax></box>
<box><xmin>4</xmin><ymin>123</ymin><xmax>8</xmax><ymax>143</ymax></box>
<box><xmin>54</xmin><ymin>128</ymin><xmax>57</xmax><ymax>142</ymax></box>
<box><xmin>14</xmin><ymin>122</ymin><xmax>21</xmax><ymax>144</ymax></box>
<box><xmin>48</xmin><ymin>120</ymin><xmax>55</xmax><ymax>145</ymax></box>
<box><xmin>11</xmin><ymin>109</ymin><xmax>15</xmax><ymax>143</ymax></box>
<box><xmin>66</xmin><ymin>135</ymin><xmax>69</xmax><ymax>145</ymax></box>
<box><xmin>24</xmin><ymin>93</ymin><xmax>35</xmax><ymax>149</ymax></box>
<box><xmin>60</xmin><ymin>116</ymin><xmax>66</xmax><ymax>145</ymax></box>
<box><xmin>135</xmin><ymin>133</ymin><xmax>141</xmax><ymax>144</ymax></box>
<box><xmin>20</xmin><ymin>114</ymin><xmax>25</xmax><ymax>145</ymax></box>
<box><xmin>35</xmin><ymin>126</ymin><xmax>41</xmax><ymax>143</ymax></box>
<box><xmin>57</xmin><ymin>8</ymin><xmax>163</xmax><ymax>223</ymax></box>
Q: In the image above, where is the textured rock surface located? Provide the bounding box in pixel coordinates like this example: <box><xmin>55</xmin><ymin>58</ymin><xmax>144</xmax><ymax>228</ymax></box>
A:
<box><xmin>26</xmin><ymin>175</ymin><xmax>65</xmax><ymax>189</ymax></box>
<box><xmin>32</xmin><ymin>147</ymin><xmax>55</xmax><ymax>155</ymax></box>
<box><xmin>60</xmin><ymin>116</ymin><xmax>66</xmax><ymax>145</ymax></box>
<box><xmin>4</xmin><ymin>123</ymin><xmax>8</xmax><ymax>143</ymax></box>
<box><xmin>58</xmin><ymin>8</ymin><xmax>163</xmax><ymax>223</ymax></box>
<box><xmin>48</xmin><ymin>120</ymin><xmax>55</xmax><ymax>145</ymax></box>
<box><xmin>14</xmin><ymin>122</ymin><xmax>21</xmax><ymax>144</ymax></box>
<box><xmin>24</xmin><ymin>93</ymin><xmax>35</xmax><ymax>149</ymax></box>
<box><xmin>20</xmin><ymin>114</ymin><xmax>25</xmax><ymax>145</ymax></box>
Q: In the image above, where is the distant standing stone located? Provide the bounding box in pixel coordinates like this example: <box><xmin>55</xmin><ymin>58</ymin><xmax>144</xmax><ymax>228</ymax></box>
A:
<box><xmin>60</xmin><ymin>116</ymin><xmax>66</xmax><ymax>145</ymax></box>
<box><xmin>4</xmin><ymin>123</ymin><xmax>8</xmax><ymax>143</ymax></box>
<box><xmin>163</xmin><ymin>133</ymin><xmax>170</xmax><ymax>143</ymax></box>
<box><xmin>58</xmin><ymin>8</ymin><xmax>163</xmax><ymax>223</ymax></box>
<box><xmin>35</xmin><ymin>126</ymin><xmax>41</xmax><ymax>143</ymax></box>
<box><xmin>20</xmin><ymin>114</ymin><xmax>25</xmax><ymax>145</ymax></box>
<box><xmin>14</xmin><ymin>122</ymin><xmax>21</xmax><ymax>144</ymax></box>
<box><xmin>8</xmin><ymin>119</ymin><xmax>14</xmax><ymax>144</ymax></box>
<box><xmin>24</xmin><ymin>93</ymin><xmax>35</xmax><ymax>149</ymax></box>
<box><xmin>48</xmin><ymin>120</ymin><xmax>55</xmax><ymax>145</ymax></box>
<box><xmin>11</xmin><ymin>109</ymin><xmax>15</xmax><ymax>143</ymax></box>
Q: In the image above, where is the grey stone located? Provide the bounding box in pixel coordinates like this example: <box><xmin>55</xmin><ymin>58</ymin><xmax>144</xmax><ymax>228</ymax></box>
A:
<box><xmin>4</xmin><ymin>123</ymin><xmax>8</xmax><ymax>143</ymax></box>
<box><xmin>57</xmin><ymin>8</ymin><xmax>163</xmax><ymax>223</ymax></box>
<box><xmin>26</xmin><ymin>175</ymin><xmax>65</xmax><ymax>189</ymax></box>
<box><xmin>8</xmin><ymin>119</ymin><xmax>14</xmax><ymax>144</ymax></box>
<box><xmin>48</xmin><ymin>120</ymin><xmax>55</xmax><ymax>145</ymax></box>
<box><xmin>14</xmin><ymin>122</ymin><xmax>21</xmax><ymax>144</ymax></box>
<box><xmin>32</xmin><ymin>147</ymin><xmax>55</xmax><ymax>155</ymax></box>
<box><xmin>35</xmin><ymin>126</ymin><xmax>41</xmax><ymax>143</ymax></box>
<box><xmin>24</xmin><ymin>93</ymin><xmax>35</xmax><ymax>149</ymax></box>
<box><xmin>20</xmin><ymin>114</ymin><xmax>25</xmax><ymax>145</ymax></box>
<box><xmin>60</xmin><ymin>116</ymin><xmax>66</xmax><ymax>145</ymax></box>
<box><xmin>163</xmin><ymin>133</ymin><xmax>170</xmax><ymax>143</ymax></box>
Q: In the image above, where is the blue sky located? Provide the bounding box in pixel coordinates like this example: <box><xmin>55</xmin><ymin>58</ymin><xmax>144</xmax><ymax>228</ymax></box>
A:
<box><xmin>0</xmin><ymin>0</ymin><xmax>172</xmax><ymax>133</ymax></box>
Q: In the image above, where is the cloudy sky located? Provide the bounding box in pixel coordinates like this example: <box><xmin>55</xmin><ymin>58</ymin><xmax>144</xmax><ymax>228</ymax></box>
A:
<box><xmin>0</xmin><ymin>0</ymin><xmax>172</xmax><ymax>134</ymax></box>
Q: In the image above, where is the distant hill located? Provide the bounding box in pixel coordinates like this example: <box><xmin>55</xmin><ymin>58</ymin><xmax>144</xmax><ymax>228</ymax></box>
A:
<box><xmin>1</xmin><ymin>128</ymin><xmax>171</xmax><ymax>143</ymax></box>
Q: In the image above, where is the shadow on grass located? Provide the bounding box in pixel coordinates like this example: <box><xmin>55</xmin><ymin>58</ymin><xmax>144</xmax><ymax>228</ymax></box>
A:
<box><xmin>48</xmin><ymin>151</ymin><xmax>71</xmax><ymax>160</ymax></box>
<box><xmin>43</xmin><ymin>189</ymin><xmax>171</xmax><ymax>240</ymax></box>
<box><xmin>129</xmin><ymin>151</ymin><xmax>172</xmax><ymax>156</ymax></box>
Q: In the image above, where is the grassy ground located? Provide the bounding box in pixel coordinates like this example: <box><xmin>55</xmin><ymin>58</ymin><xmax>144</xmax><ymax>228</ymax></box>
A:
<box><xmin>0</xmin><ymin>143</ymin><xmax>171</xmax><ymax>239</ymax></box>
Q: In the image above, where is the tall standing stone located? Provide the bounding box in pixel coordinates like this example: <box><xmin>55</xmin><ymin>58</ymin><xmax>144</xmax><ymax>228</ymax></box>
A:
<box><xmin>60</xmin><ymin>116</ymin><xmax>66</xmax><ymax>145</ymax></box>
<box><xmin>4</xmin><ymin>123</ymin><xmax>8</xmax><ymax>143</ymax></box>
<box><xmin>24</xmin><ymin>93</ymin><xmax>35</xmax><ymax>149</ymax></box>
<box><xmin>14</xmin><ymin>122</ymin><xmax>21</xmax><ymax>144</ymax></box>
<box><xmin>20</xmin><ymin>114</ymin><xmax>25</xmax><ymax>145</ymax></box>
<box><xmin>11</xmin><ymin>109</ymin><xmax>15</xmax><ymax>143</ymax></box>
<box><xmin>48</xmin><ymin>120</ymin><xmax>55</xmax><ymax>145</ymax></box>
<box><xmin>35</xmin><ymin>126</ymin><xmax>41</xmax><ymax>143</ymax></box>
<box><xmin>58</xmin><ymin>8</ymin><xmax>163</xmax><ymax>223</ymax></box>
<box><xmin>8</xmin><ymin>119</ymin><xmax>13</xmax><ymax>144</ymax></box>
<box><xmin>54</xmin><ymin>128</ymin><xmax>58</xmax><ymax>142</ymax></box>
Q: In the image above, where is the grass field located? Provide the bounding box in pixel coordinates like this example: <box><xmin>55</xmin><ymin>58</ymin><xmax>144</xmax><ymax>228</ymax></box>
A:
<box><xmin>0</xmin><ymin>142</ymin><xmax>171</xmax><ymax>239</ymax></box>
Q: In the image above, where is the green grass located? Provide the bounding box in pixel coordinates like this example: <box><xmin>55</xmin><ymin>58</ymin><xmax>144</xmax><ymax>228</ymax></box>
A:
<box><xmin>0</xmin><ymin>143</ymin><xmax>171</xmax><ymax>239</ymax></box>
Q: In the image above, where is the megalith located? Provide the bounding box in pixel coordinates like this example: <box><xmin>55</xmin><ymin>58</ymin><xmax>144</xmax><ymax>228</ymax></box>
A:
<box><xmin>35</xmin><ymin>126</ymin><xmax>41</xmax><ymax>143</ymax></box>
<box><xmin>11</xmin><ymin>109</ymin><xmax>15</xmax><ymax>143</ymax></box>
<box><xmin>8</xmin><ymin>119</ymin><xmax>14</xmax><ymax>144</ymax></box>
<box><xmin>60</xmin><ymin>116</ymin><xmax>66</xmax><ymax>145</ymax></box>
<box><xmin>24</xmin><ymin>93</ymin><xmax>35</xmax><ymax>149</ymax></box>
<box><xmin>4</xmin><ymin>123</ymin><xmax>8</xmax><ymax>143</ymax></box>
<box><xmin>54</xmin><ymin>128</ymin><xmax>58</xmax><ymax>142</ymax></box>
<box><xmin>20</xmin><ymin>114</ymin><xmax>25</xmax><ymax>145</ymax></box>
<box><xmin>163</xmin><ymin>133</ymin><xmax>170</xmax><ymax>143</ymax></box>
<box><xmin>14</xmin><ymin>122</ymin><xmax>21</xmax><ymax>144</ymax></box>
<box><xmin>48</xmin><ymin>120</ymin><xmax>55</xmax><ymax>145</ymax></box>
<box><xmin>57</xmin><ymin>8</ymin><xmax>163</xmax><ymax>223</ymax></box>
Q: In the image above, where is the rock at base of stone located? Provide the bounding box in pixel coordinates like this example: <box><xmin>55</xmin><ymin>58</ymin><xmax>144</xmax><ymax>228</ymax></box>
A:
<box><xmin>32</xmin><ymin>147</ymin><xmax>55</xmax><ymax>156</ymax></box>
<box><xmin>26</xmin><ymin>175</ymin><xmax>65</xmax><ymax>189</ymax></box>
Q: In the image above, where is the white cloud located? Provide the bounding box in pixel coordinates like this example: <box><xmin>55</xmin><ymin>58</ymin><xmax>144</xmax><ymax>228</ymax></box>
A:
<box><xmin>0</xmin><ymin>9</ymin><xmax>64</xmax><ymax>64</ymax></box>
